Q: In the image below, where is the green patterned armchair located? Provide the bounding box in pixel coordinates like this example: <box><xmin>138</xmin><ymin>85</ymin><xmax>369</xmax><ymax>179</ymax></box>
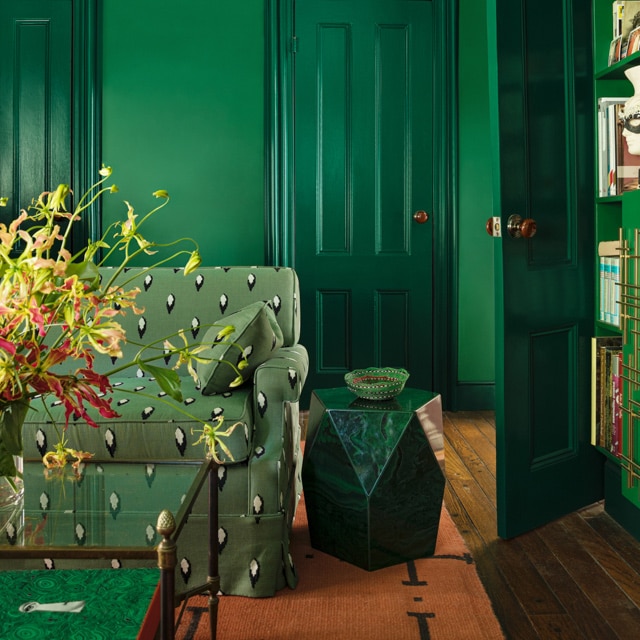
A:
<box><xmin>20</xmin><ymin>266</ymin><xmax>308</xmax><ymax>598</ymax></box>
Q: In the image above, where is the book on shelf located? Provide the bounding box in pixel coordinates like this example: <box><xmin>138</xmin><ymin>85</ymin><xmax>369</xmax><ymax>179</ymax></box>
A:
<box><xmin>599</xmin><ymin>240</ymin><xmax>622</xmax><ymax>327</ymax></box>
<box><xmin>597</xmin><ymin>97</ymin><xmax>640</xmax><ymax>196</ymax></box>
<box><xmin>612</xmin><ymin>1</ymin><xmax>640</xmax><ymax>58</ymax></box>
<box><xmin>591</xmin><ymin>335</ymin><xmax>623</xmax><ymax>457</ymax></box>
<box><xmin>609</xmin><ymin>35</ymin><xmax>623</xmax><ymax>64</ymax></box>
<box><xmin>614</xmin><ymin>1</ymin><xmax>624</xmax><ymax>37</ymax></box>
<box><xmin>598</xmin><ymin>98</ymin><xmax>621</xmax><ymax>195</ymax></box>
<box><xmin>628</xmin><ymin>25</ymin><xmax>640</xmax><ymax>55</ymax></box>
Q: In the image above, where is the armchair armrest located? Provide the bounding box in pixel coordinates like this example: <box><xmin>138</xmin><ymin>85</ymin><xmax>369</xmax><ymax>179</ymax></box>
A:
<box><xmin>251</xmin><ymin>344</ymin><xmax>309</xmax><ymax>450</ymax></box>
<box><xmin>246</xmin><ymin>345</ymin><xmax>309</xmax><ymax>518</ymax></box>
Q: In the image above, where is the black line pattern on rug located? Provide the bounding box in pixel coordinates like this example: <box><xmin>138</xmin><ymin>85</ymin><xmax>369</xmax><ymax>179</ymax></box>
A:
<box><xmin>403</xmin><ymin>554</ymin><xmax>474</xmax><ymax>639</ymax></box>
<box><xmin>431</xmin><ymin>552</ymin><xmax>474</xmax><ymax>564</ymax></box>
<box><xmin>407</xmin><ymin>612</ymin><xmax>436</xmax><ymax>640</ymax></box>
<box><xmin>181</xmin><ymin>605</ymin><xmax>207</xmax><ymax>640</ymax></box>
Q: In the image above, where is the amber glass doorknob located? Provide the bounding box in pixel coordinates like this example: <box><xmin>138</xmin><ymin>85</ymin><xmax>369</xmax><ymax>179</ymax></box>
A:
<box><xmin>507</xmin><ymin>214</ymin><xmax>537</xmax><ymax>239</ymax></box>
<box><xmin>413</xmin><ymin>210</ymin><xmax>429</xmax><ymax>224</ymax></box>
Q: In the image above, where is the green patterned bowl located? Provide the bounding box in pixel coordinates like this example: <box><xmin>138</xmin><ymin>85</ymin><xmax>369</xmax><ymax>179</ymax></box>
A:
<box><xmin>344</xmin><ymin>367</ymin><xmax>409</xmax><ymax>401</ymax></box>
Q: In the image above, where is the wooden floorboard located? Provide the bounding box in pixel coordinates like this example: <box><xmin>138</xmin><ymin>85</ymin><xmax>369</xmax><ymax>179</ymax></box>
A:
<box><xmin>443</xmin><ymin>411</ymin><xmax>640</xmax><ymax>640</ymax></box>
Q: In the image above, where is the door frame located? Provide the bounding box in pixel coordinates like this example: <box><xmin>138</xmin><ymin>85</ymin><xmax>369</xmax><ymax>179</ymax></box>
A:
<box><xmin>72</xmin><ymin>0</ymin><xmax>102</xmax><ymax>246</ymax></box>
<box><xmin>265</xmin><ymin>0</ymin><xmax>458</xmax><ymax>406</ymax></box>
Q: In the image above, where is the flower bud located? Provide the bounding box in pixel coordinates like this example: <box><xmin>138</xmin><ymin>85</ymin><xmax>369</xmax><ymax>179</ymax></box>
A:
<box><xmin>229</xmin><ymin>375</ymin><xmax>245</xmax><ymax>388</ymax></box>
<box><xmin>184</xmin><ymin>250</ymin><xmax>202</xmax><ymax>275</ymax></box>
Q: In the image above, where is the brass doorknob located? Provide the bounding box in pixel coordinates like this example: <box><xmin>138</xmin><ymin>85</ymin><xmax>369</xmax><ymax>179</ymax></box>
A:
<box><xmin>413</xmin><ymin>210</ymin><xmax>429</xmax><ymax>224</ymax></box>
<box><xmin>507</xmin><ymin>214</ymin><xmax>537</xmax><ymax>239</ymax></box>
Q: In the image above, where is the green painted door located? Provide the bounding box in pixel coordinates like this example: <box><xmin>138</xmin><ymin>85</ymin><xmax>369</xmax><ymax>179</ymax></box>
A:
<box><xmin>0</xmin><ymin>0</ymin><xmax>72</xmax><ymax>220</ymax></box>
<box><xmin>294</xmin><ymin>0</ymin><xmax>434</xmax><ymax>400</ymax></box>
<box><xmin>489</xmin><ymin>0</ymin><xmax>604</xmax><ymax>538</ymax></box>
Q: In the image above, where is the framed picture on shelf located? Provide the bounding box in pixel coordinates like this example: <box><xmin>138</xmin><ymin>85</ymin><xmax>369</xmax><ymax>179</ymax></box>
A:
<box><xmin>610</xmin><ymin>36</ymin><xmax>623</xmax><ymax>65</ymax></box>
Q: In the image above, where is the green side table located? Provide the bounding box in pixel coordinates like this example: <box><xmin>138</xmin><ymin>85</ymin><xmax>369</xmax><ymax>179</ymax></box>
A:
<box><xmin>302</xmin><ymin>387</ymin><xmax>445</xmax><ymax>571</ymax></box>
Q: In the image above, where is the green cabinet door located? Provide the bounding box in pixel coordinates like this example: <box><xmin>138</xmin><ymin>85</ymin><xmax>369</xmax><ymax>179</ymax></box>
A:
<box><xmin>489</xmin><ymin>0</ymin><xmax>604</xmax><ymax>537</ymax></box>
<box><xmin>294</xmin><ymin>0</ymin><xmax>435</xmax><ymax>400</ymax></box>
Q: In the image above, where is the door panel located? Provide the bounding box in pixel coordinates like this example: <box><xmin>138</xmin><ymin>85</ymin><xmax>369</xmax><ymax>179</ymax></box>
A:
<box><xmin>490</xmin><ymin>0</ymin><xmax>603</xmax><ymax>537</ymax></box>
<box><xmin>294</xmin><ymin>0</ymin><xmax>434</xmax><ymax>399</ymax></box>
<box><xmin>0</xmin><ymin>0</ymin><xmax>72</xmax><ymax>220</ymax></box>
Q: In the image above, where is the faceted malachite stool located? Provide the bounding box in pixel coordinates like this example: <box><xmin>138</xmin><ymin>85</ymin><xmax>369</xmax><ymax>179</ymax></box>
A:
<box><xmin>302</xmin><ymin>387</ymin><xmax>445</xmax><ymax>571</ymax></box>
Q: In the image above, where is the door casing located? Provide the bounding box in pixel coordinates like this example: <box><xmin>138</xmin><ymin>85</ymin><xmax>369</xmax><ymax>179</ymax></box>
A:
<box><xmin>265</xmin><ymin>0</ymin><xmax>458</xmax><ymax>407</ymax></box>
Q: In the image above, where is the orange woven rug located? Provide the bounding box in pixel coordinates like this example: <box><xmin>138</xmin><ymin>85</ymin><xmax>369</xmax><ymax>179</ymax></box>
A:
<box><xmin>174</xmin><ymin>493</ymin><xmax>504</xmax><ymax>640</ymax></box>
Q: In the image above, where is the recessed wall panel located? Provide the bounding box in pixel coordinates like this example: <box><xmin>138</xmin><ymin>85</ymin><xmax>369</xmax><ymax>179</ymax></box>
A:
<box><xmin>529</xmin><ymin>325</ymin><xmax>577</xmax><ymax>467</ymax></box>
<box><xmin>524</xmin><ymin>1</ymin><xmax>573</xmax><ymax>266</ymax></box>
<box><xmin>16</xmin><ymin>21</ymin><xmax>50</xmax><ymax>208</ymax></box>
<box><xmin>317</xmin><ymin>24</ymin><xmax>351</xmax><ymax>255</ymax></box>
<box><xmin>375</xmin><ymin>291</ymin><xmax>409</xmax><ymax>366</ymax></box>
<box><xmin>375</xmin><ymin>24</ymin><xmax>410</xmax><ymax>255</ymax></box>
<box><xmin>317</xmin><ymin>290</ymin><xmax>351</xmax><ymax>371</ymax></box>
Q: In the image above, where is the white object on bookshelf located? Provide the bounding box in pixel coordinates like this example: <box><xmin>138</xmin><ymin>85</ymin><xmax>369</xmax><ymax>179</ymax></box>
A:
<box><xmin>598</xmin><ymin>98</ymin><xmax>626</xmax><ymax>196</ymax></box>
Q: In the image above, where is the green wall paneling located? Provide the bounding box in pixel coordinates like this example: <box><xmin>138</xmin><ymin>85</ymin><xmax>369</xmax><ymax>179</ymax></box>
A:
<box><xmin>101</xmin><ymin>0</ymin><xmax>266</xmax><ymax>267</ymax></box>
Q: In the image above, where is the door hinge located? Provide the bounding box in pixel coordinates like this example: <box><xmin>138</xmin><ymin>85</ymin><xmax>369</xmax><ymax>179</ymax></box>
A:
<box><xmin>292</xmin><ymin>36</ymin><xmax>298</xmax><ymax>53</ymax></box>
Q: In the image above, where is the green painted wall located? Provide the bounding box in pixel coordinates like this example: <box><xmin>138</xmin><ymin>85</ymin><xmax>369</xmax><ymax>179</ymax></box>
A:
<box><xmin>456</xmin><ymin>0</ymin><xmax>495</xmax><ymax>404</ymax></box>
<box><xmin>101</xmin><ymin>0</ymin><xmax>266</xmax><ymax>267</ymax></box>
<box><xmin>100</xmin><ymin>0</ymin><xmax>495</xmax><ymax>408</ymax></box>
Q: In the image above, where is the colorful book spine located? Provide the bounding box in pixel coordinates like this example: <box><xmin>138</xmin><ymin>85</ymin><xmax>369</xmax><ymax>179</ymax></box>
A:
<box><xmin>612</xmin><ymin>256</ymin><xmax>621</xmax><ymax>327</ymax></box>
<box><xmin>612</xmin><ymin>351</ymin><xmax>622</xmax><ymax>457</ymax></box>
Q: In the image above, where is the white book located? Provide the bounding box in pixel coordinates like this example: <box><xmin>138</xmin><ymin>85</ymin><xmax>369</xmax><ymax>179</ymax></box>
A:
<box><xmin>614</xmin><ymin>1</ymin><xmax>625</xmax><ymax>38</ymax></box>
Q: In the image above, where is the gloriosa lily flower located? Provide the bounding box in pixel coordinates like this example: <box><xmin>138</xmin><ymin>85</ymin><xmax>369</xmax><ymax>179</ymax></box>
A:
<box><xmin>0</xmin><ymin>167</ymin><xmax>231</xmax><ymax>479</ymax></box>
<box><xmin>191</xmin><ymin>416</ymin><xmax>241</xmax><ymax>464</ymax></box>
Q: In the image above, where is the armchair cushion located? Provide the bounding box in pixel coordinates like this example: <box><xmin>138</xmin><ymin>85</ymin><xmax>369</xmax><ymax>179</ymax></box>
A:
<box><xmin>198</xmin><ymin>301</ymin><xmax>283</xmax><ymax>395</ymax></box>
<box><xmin>22</xmin><ymin>376</ymin><xmax>254</xmax><ymax>465</ymax></box>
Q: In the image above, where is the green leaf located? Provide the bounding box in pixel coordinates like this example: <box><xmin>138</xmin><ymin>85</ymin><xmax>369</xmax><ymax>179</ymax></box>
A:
<box><xmin>0</xmin><ymin>402</ymin><xmax>29</xmax><ymax>456</ymax></box>
<box><xmin>0</xmin><ymin>442</ymin><xmax>18</xmax><ymax>478</ymax></box>
<box><xmin>139</xmin><ymin>363</ymin><xmax>183</xmax><ymax>402</ymax></box>
<box><xmin>65</xmin><ymin>261</ymin><xmax>100</xmax><ymax>289</ymax></box>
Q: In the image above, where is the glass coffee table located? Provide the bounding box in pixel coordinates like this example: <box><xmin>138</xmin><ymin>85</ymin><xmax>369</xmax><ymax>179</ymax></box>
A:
<box><xmin>0</xmin><ymin>458</ymin><xmax>219</xmax><ymax>640</ymax></box>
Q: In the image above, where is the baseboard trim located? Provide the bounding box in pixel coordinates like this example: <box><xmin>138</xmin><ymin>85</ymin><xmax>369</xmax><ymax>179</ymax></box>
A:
<box><xmin>604</xmin><ymin>460</ymin><xmax>640</xmax><ymax>542</ymax></box>
<box><xmin>451</xmin><ymin>382</ymin><xmax>495</xmax><ymax>411</ymax></box>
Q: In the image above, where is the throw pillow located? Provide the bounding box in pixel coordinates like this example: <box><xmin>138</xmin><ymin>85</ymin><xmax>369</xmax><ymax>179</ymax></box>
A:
<box><xmin>198</xmin><ymin>301</ymin><xmax>283</xmax><ymax>394</ymax></box>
